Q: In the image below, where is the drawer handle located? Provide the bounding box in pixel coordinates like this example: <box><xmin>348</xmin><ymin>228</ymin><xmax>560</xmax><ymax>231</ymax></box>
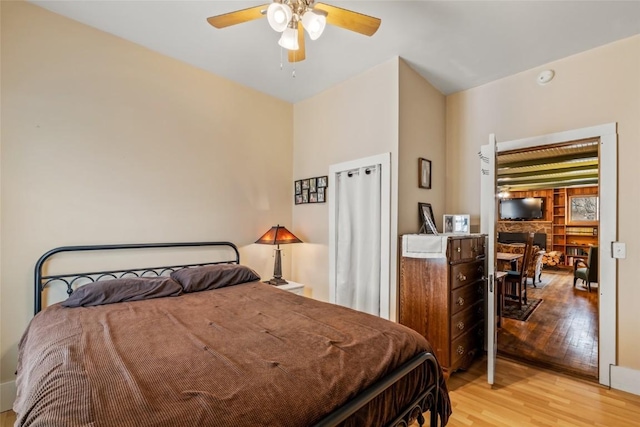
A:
<box><xmin>457</xmin><ymin>345</ymin><xmax>465</xmax><ymax>355</ymax></box>
<box><xmin>477</xmin><ymin>286</ymin><xmax>483</xmax><ymax>294</ymax></box>
<box><xmin>471</xmin><ymin>246</ymin><xmax>477</xmax><ymax>253</ymax></box>
<box><xmin>457</xmin><ymin>297</ymin><xmax>465</xmax><ymax>306</ymax></box>
<box><xmin>478</xmin><ymin>328</ymin><xmax>484</xmax><ymax>337</ymax></box>
<box><xmin>477</xmin><ymin>306</ymin><xmax>483</xmax><ymax>315</ymax></box>
<box><xmin>457</xmin><ymin>247</ymin><xmax>461</xmax><ymax>253</ymax></box>
<box><xmin>457</xmin><ymin>273</ymin><xmax>467</xmax><ymax>281</ymax></box>
<box><xmin>477</xmin><ymin>266</ymin><xmax>484</xmax><ymax>274</ymax></box>
<box><xmin>457</xmin><ymin>321</ymin><xmax>465</xmax><ymax>331</ymax></box>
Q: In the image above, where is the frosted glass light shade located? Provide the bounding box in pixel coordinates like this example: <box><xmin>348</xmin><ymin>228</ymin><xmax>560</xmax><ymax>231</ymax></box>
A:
<box><xmin>278</xmin><ymin>27</ymin><xmax>299</xmax><ymax>50</ymax></box>
<box><xmin>301</xmin><ymin>11</ymin><xmax>326</xmax><ymax>40</ymax></box>
<box><xmin>267</xmin><ymin>3</ymin><xmax>292</xmax><ymax>32</ymax></box>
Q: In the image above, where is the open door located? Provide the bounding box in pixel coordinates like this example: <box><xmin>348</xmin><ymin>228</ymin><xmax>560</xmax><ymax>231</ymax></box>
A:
<box><xmin>480</xmin><ymin>135</ymin><xmax>497</xmax><ymax>385</ymax></box>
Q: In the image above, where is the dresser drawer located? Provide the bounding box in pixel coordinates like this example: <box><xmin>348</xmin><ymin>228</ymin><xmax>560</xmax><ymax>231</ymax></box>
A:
<box><xmin>450</xmin><ymin>322</ymin><xmax>484</xmax><ymax>369</ymax></box>
<box><xmin>451</xmin><ymin>260</ymin><xmax>484</xmax><ymax>290</ymax></box>
<box><xmin>451</xmin><ymin>280</ymin><xmax>484</xmax><ymax>316</ymax></box>
<box><xmin>474</xmin><ymin>236</ymin><xmax>486</xmax><ymax>258</ymax></box>
<box><xmin>451</xmin><ymin>301</ymin><xmax>483</xmax><ymax>340</ymax></box>
<box><xmin>449</xmin><ymin>237</ymin><xmax>484</xmax><ymax>262</ymax></box>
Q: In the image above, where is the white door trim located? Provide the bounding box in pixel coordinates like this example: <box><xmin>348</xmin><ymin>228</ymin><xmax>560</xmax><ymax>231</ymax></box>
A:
<box><xmin>328</xmin><ymin>152</ymin><xmax>391</xmax><ymax>320</ymax></box>
<box><xmin>480</xmin><ymin>137</ymin><xmax>498</xmax><ymax>385</ymax></box>
<box><xmin>495</xmin><ymin>122</ymin><xmax>617</xmax><ymax>386</ymax></box>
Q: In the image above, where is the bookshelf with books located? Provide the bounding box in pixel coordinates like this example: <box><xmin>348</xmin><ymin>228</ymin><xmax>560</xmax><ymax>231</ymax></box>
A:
<box><xmin>551</xmin><ymin>188</ymin><xmax>567</xmax><ymax>266</ymax></box>
<box><xmin>550</xmin><ymin>186</ymin><xmax>599</xmax><ymax>268</ymax></box>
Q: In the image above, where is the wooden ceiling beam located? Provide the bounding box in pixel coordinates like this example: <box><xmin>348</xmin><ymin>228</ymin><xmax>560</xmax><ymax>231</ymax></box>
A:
<box><xmin>497</xmin><ymin>163</ymin><xmax>598</xmax><ymax>178</ymax></box>
<box><xmin>498</xmin><ymin>152</ymin><xmax>597</xmax><ymax>169</ymax></box>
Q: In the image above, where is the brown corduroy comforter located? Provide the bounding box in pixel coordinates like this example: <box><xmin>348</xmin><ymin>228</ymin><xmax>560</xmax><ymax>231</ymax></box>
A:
<box><xmin>14</xmin><ymin>281</ymin><xmax>451</xmax><ymax>426</ymax></box>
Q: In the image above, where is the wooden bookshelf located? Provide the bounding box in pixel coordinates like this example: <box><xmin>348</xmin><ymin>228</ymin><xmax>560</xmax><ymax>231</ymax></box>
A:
<box><xmin>550</xmin><ymin>187</ymin><xmax>598</xmax><ymax>268</ymax></box>
<box><xmin>551</xmin><ymin>188</ymin><xmax>567</xmax><ymax>265</ymax></box>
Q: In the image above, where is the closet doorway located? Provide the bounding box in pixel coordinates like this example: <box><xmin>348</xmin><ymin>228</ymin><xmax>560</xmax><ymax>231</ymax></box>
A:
<box><xmin>328</xmin><ymin>153</ymin><xmax>391</xmax><ymax>319</ymax></box>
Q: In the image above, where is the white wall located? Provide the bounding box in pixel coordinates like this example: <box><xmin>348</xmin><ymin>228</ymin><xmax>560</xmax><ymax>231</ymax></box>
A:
<box><xmin>446</xmin><ymin>35</ymin><xmax>640</xmax><ymax>370</ymax></box>
<box><xmin>0</xmin><ymin>0</ymin><xmax>293</xmax><ymax>402</ymax></box>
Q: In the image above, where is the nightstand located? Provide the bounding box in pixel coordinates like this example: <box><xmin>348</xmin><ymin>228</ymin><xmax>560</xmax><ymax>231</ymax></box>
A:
<box><xmin>275</xmin><ymin>281</ymin><xmax>304</xmax><ymax>295</ymax></box>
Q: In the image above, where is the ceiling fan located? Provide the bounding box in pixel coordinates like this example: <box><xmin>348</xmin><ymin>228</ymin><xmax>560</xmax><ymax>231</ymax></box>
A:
<box><xmin>207</xmin><ymin>0</ymin><xmax>381</xmax><ymax>62</ymax></box>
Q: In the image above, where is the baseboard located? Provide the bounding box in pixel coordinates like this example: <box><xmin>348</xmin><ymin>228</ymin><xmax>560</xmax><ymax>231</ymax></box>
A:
<box><xmin>611</xmin><ymin>365</ymin><xmax>640</xmax><ymax>396</ymax></box>
<box><xmin>0</xmin><ymin>380</ymin><xmax>16</xmax><ymax>412</ymax></box>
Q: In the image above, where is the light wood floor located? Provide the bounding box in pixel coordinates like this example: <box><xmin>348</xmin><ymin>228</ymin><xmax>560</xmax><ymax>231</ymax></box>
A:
<box><xmin>4</xmin><ymin>357</ymin><xmax>639</xmax><ymax>427</ymax></box>
<box><xmin>444</xmin><ymin>357</ymin><xmax>640</xmax><ymax>426</ymax></box>
<box><xmin>0</xmin><ymin>410</ymin><xmax>15</xmax><ymax>427</ymax></box>
<box><xmin>498</xmin><ymin>268</ymin><xmax>598</xmax><ymax>378</ymax></box>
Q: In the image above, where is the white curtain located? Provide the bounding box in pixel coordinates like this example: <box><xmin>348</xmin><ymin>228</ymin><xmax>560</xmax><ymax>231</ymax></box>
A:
<box><xmin>335</xmin><ymin>165</ymin><xmax>381</xmax><ymax>316</ymax></box>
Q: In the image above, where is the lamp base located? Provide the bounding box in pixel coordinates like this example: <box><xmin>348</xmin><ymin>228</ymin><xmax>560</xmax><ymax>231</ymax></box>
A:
<box><xmin>264</xmin><ymin>278</ymin><xmax>288</xmax><ymax>286</ymax></box>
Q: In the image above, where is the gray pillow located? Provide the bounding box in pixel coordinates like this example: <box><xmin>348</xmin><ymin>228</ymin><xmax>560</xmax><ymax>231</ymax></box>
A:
<box><xmin>62</xmin><ymin>276</ymin><xmax>183</xmax><ymax>307</ymax></box>
<box><xmin>170</xmin><ymin>264</ymin><xmax>260</xmax><ymax>293</ymax></box>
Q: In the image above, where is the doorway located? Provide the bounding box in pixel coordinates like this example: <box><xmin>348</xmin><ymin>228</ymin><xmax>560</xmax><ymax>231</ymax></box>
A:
<box><xmin>328</xmin><ymin>152</ymin><xmax>391</xmax><ymax>319</ymax></box>
<box><xmin>481</xmin><ymin>123</ymin><xmax>617</xmax><ymax>387</ymax></box>
<box><xmin>495</xmin><ymin>144</ymin><xmax>600</xmax><ymax>378</ymax></box>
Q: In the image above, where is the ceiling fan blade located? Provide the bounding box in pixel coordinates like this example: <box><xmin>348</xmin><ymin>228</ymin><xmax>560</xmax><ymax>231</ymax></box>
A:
<box><xmin>206</xmin><ymin>4</ymin><xmax>268</xmax><ymax>29</ymax></box>
<box><xmin>288</xmin><ymin>23</ymin><xmax>306</xmax><ymax>62</ymax></box>
<box><xmin>313</xmin><ymin>3</ymin><xmax>381</xmax><ymax>36</ymax></box>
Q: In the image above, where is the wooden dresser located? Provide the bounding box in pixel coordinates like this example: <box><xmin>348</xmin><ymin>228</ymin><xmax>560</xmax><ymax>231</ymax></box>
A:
<box><xmin>399</xmin><ymin>234</ymin><xmax>486</xmax><ymax>375</ymax></box>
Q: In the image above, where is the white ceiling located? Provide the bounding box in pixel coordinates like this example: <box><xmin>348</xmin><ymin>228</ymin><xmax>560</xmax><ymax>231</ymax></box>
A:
<box><xmin>30</xmin><ymin>1</ymin><xmax>640</xmax><ymax>103</ymax></box>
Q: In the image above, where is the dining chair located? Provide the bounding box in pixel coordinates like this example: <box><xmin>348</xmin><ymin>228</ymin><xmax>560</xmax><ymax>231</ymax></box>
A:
<box><xmin>504</xmin><ymin>232</ymin><xmax>534</xmax><ymax>309</ymax></box>
<box><xmin>573</xmin><ymin>246</ymin><xmax>598</xmax><ymax>292</ymax></box>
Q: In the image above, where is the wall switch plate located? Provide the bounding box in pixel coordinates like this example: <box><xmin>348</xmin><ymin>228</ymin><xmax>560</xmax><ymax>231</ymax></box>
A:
<box><xmin>612</xmin><ymin>242</ymin><xmax>626</xmax><ymax>259</ymax></box>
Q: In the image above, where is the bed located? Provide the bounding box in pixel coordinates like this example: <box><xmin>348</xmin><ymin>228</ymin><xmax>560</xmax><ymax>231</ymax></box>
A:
<box><xmin>15</xmin><ymin>241</ymin><xmax>451</xmax><ymax>426</ymax></box>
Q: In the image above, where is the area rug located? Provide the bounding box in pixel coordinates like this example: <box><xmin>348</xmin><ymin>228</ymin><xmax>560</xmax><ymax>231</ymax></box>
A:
<box><xmin>503</xmin><ymin>298</ymin><xmax>542</xmax><ymax>321</ymax></box>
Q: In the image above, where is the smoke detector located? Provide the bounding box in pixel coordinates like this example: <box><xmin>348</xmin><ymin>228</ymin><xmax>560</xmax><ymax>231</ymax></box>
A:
<box><xmin>537</xmin><ymin>70</ymin><xmax>555</xmax><ymax>85</ymax></box>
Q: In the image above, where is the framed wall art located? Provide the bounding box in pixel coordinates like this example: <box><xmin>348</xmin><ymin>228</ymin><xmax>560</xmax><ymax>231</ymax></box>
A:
<box><xmin>419</xmin><ymin>158</ymin><xmax>431</xmax><ymax>189</ymax></box>
<box><xmin>295</xmin><ymin>175</ymin><xmax>328</xmax><ymax>205</ymax></box>
<box><xmin>568</xmin><ymin>195</ymin><xmax>599</xmax><ymax>224</ymax></box>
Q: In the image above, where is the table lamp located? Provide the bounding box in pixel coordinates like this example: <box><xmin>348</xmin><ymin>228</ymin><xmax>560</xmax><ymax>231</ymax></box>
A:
<box><xmin>255</xmin><ymin>224</ymin><xmax>302</xmax><ymax>285</ymax></box>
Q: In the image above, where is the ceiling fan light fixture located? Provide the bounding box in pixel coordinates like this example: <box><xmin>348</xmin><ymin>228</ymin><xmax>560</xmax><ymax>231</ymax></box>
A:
<box><xmin>267</xmin><ymin>3</ymin><xmax>293</xmax><ymax>32</ymax></box>
<box><xmin>278</xmin><ymin>26</ymin><xmax>299</xmax><ymax>50</ymax></box>
<box><xmin>302</xmin><ymin>10</ymin><xmax>326</xmax><ymax>40</ymax></box>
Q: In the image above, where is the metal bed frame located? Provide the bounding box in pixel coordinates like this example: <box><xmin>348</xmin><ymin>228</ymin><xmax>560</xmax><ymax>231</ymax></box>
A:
<box><xmin>34</xmin><ymin>241</ymin><xmax>442</xmax><ymax>427</ymax></box>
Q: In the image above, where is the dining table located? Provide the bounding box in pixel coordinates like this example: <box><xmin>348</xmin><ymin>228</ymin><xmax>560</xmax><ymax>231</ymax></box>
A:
<box><xmin>497</xmin><ymin>252</ymin><xmax>523</xmax><ymax>271</ymax></box>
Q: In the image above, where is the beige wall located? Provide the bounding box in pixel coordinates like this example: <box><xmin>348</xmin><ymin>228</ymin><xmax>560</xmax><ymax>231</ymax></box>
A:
<box><xmin>292</xmin><ymin>58</ymin><xmax>445</xmax><ymax>322</ymax></box>
<box><xmin>291</xmin><ymin>57</ymin><xmax>400</xmax><ymax>308</ymax></box>
<box><xmin>1</xmin><ymin>0</ymin><xmax>293</xmax><ymax>386</ymax></box>
<box><xmin>446</xmin><ymin>35</ymin><xmax>640</xmax><ymax>369</ymax></box>
<box><xmin>398</xmin><ymin>60</ymin><xmax>446</xmax><ymax>234</ymax></box>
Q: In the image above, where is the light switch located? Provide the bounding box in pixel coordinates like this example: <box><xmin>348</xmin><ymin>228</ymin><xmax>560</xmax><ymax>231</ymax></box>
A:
<box><xmin>612</xmin><ymin>242</ymin><xmax>626</xmax><ymax>259</ymax></box>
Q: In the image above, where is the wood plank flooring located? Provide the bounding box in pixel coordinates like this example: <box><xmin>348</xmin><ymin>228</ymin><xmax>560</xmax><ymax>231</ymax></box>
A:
<box><xmin>498</xmin><ymin>269</ymin><xmax>598</xmax><ymax>378</ymax></box>
<box><xmin>5</xmin><ymin>358</ymin><xmax>640</xmax><ymax>427</ymax></box>
<box><xmin>443</xmin><ymin>357</ymin><xmax>640</xmax><ymax>427</ymax></box>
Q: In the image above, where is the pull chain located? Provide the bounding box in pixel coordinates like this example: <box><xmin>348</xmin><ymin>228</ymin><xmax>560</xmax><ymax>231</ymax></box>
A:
<box><xmin>292</xmin><ymin>49</ymin><xmax>296</xmax><ymax>78</ymax></box>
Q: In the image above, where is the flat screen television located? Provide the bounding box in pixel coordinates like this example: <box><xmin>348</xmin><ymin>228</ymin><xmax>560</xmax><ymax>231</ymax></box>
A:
<box><xmin>499</xmin><ymin>197</ymin><xmax>544</xmax><ymax>220</ymax></box>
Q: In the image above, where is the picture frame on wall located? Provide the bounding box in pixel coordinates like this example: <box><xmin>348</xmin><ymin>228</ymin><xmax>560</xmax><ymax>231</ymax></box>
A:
<box><xmin>568</xmin><ymin>195</ymin><xmax>599</xmax><ymax>224</ymax></box>
<box><xmin>294</xmin><ymin>176</ymin><xmax>328</xmax><ymax>205</ymax></box>
<box><xmin>317</xmin><ymin>187</ymin><xmax>325</xmax><ymax>202</ymax></box>
<box><xmin>418</xmin><ymin>202</ymin><xmax>438</xmax><ymax>234</ymax></box>
<box><xmin>419</xmin><ymin>158</ymin><xmax>432</xmax><ymax>189</ymax></box>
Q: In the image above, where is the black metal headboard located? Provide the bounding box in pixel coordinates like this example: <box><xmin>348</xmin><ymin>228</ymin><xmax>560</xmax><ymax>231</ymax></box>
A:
<box><xmin>34</xmin><ymin>241</ymin><xmax>240</xmax><ymax>315</ymax></box>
